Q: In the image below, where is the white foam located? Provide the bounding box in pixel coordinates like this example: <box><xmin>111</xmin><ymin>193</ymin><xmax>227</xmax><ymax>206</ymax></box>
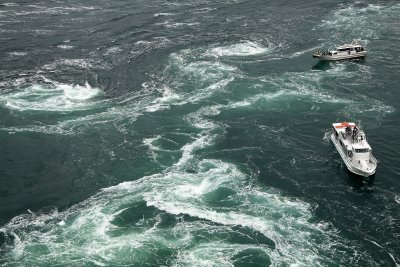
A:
<box><xmin>0</xmin><ymin>80</ymin><xmax>178</xmax><ymax>134</ymax></box>
<box><xmin>227</xmin><ymin>69</ymin><xmax>395</xmax><ymax>118</ymax></box>
<box><xmin>183</xmin><ymin>60</ymin><xmax>238</xmax><ymax>80</ymax></box>
<box><xmin>143</xmin><ymin>136</ymin><xmax>162</xmax><ymax>163</ymax></box>
<box><xmin>285</xmin><ymin>46</ymin><xmax>320</xmax><ymax>59</ymax></box>
<box><xmin>135</xmin><ymin>40</ymin><xmax>152</xmax><ymax>46</ymax></box>
<box><xmin>185</xmin><ymin>105</ymin><xmax>221</xmax><ymax>129</ymax></box>
<box><xmin>175</xmin><ymin>133</ymin><xmax>215</xmax><ymax>167</ymax></box>
<box><xmin>167</xmin><ymin>51</ymin><xmax>238</xmax><ymax>104</ymax></box>
<box><xmin>57</xmin><ymin>44</ymin><xmax>74</xmax><ymax>49</ymax></box>
<box><xmin>156</xmin><ymin>20</ymin><xmax>200</xmax><ymax>29</ymax></box>
<box><xmin>191</xmin><ymin>7</ymin><xmax>216</xmax><ymax>14</ymax></box>
<box><xmin>174</xmin><ymin>103</ymin><xmax>224</xmax><ymax>168</ymax></box>
<box><xmin>395</xmin><ymin>195</ymin><xmax>400</xmax><ymax>205</ymax></box>
<box><xmin>142</xmin><ymin>160</ymin><xmax>336</xmax><ymax>265</ymax></box>
<box><xmin>42</xmin><ymin>59</ymin><xmax>97</xmax><ymax>71</ymax></box>
<box><xmin>0</xmin><ymin>79</ymin><xmax>103</xmax><ymax>112</ymax></box>
<box><xmin>206</xmin><ymin>40</ymin><xmax>273</xmax><ymax>57</ymax></box>
<box><xmin>131</xmin><ymin>37</ymin><xmax>172</xmax><ymax>57</ymax></box>
<box><xmin>104</xmin><ymin>46</ymin><xmax>122</xmax><ymax>55</ymax></box>
<box><xmin>145</xmin><ymin>86</ymin><xmax>181</xmax><ymax>112</ymax></box>
<box><xmin>173</xmin><ymin>243</ymin><xmax>255</xmax><ymax>266</ymax></box>
<box><xmin>14</xmin><ymin>5</ymin><xmax>96</xmax><ymax>16</ymax></box>
<box><xmin>62</xmin><ymin>81</ymin><xmax>100</xmax><ymax>101</ymax></box>
<box><xmin>3</xmin><ymin>3</ymin><xmax>19</xmax><ymax>6</ymax></box>
<box><xmin>190</xmin><ymin>77</ymin><xmax>235</xmax><ymax>103</ymax></box>
<box><xmin>30</xmin><ymin>29</ymin><xmax>55</xmax><ymax>36</ymax></box>
<box><xmin>59</xmin><ymin>59</ymin><xmax>94</xmax><ymax>69</ymax></box>
<box><xmin>317</xmin><ymin>3</ymin><xmax>400</xmax><ymax>42</ymax></box>
<box><xmin>228</xmin><ymin>90</ymin><xmax>287</xmax><ymax>109</ymax></box>
<box><xmin>8</xmin><ymin>51</ymin><xmax>28</xmax><ymax>56</ymax></box>
<box><xmin>0</xmin><ymin>153</ymin><xmax>364</xmax><ymax>266</ymax></box>
<box><xmin>154</xmin><ymin>12</ymin><xmax>175</xmax><ymax>17</ymax></box>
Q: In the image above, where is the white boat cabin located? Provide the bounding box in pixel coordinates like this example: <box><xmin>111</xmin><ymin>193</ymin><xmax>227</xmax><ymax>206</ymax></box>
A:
<box><xmin>330</xmin><ymin>42</ymin><xmax>366</xmax><ymax>56</ymax></box>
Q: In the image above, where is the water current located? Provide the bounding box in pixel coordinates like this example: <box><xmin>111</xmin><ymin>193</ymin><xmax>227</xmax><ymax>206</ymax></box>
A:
<box><xmin>1</xmin><ymin>0</ymin><xmax>400</xmax><ymax>266</ymax></box>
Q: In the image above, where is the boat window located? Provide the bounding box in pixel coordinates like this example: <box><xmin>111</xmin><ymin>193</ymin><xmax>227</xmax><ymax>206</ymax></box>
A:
<box><xmin>355</xmin><ymin>148</ymin><xmax>369</xmax><ymax>153</ymax></box>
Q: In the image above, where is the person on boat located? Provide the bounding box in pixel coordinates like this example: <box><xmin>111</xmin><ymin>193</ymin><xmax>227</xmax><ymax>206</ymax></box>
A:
<box><xmin>345</xmin><ymin>125</ymin><xmax>351</xmax><ymax>135</ymax></box>
<box><xmin>352</xmin><ymin>126</ymin><xmax>358</xmax><ymax>141</ymax></box>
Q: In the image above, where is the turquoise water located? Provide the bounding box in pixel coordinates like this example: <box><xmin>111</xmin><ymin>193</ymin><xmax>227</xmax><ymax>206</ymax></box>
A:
<box><xmin>1</xmin><ymin>1</ymin><xmax>400</xmax><ymax>266</ymax></box>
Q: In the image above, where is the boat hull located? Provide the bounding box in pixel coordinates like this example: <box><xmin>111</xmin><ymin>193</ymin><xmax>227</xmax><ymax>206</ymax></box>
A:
<box><xmin>330</xmin><ymin>134</ymin><xmax>376</xmax><ymax>177</ymax></box>
<box><xmin>313</xmin><ymin>52</ymin><xmax>366</xmax><ymax>61</ymax></box>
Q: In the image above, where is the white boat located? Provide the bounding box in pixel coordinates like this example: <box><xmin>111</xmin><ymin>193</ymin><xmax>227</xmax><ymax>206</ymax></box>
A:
<box><xmin>313</xmin><ymin>41</ymin><xmax>366</xmax><ymax>61</ymax></box>
<box><xmin>330</xmin><ymin>122</ymin><xmax>377</xmax><ymax>177</ymax></box>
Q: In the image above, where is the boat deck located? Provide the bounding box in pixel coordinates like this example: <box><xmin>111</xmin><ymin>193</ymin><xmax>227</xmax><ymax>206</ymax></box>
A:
<box><xmin>331</xmin><ymin>122</ymin><xmax>376</xmax><ymax>176</ymax></box>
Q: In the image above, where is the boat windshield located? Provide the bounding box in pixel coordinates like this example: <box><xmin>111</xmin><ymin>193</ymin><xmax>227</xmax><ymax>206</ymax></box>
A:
<box><xmin>355</xmin><ymin>148</ymin><xmax>369</xmax><ymax>153</ymax></box>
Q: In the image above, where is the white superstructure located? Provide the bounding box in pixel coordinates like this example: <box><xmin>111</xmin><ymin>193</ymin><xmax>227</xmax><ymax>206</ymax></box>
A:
<box><xmin>313</xmin><ymin>41</ymin><xmax>366</xmax><ymax>61</ymax></box>
<box><xmin>330</xmin><ymin>122</ymin><xmax>377</xmax><ymax>177</ymax></box>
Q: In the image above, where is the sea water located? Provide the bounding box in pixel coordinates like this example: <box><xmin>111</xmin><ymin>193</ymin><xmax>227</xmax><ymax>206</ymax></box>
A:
<box><xmin>1</xmin><ymin>1</ymin><xmax>400</xmax><ymax>266</ymax></box>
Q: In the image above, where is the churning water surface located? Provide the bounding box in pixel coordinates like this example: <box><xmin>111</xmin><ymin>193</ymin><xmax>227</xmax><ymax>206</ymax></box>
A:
<box><xmin>1</xmin><ymin>0</ymin><xmax>400</xmax><ymax>266</ymax></box>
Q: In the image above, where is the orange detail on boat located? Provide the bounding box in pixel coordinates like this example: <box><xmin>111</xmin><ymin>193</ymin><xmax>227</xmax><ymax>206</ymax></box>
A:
<box><xmin>334</xmin><ymin>122</ymin><xmax>356</xmax><ymax>128</ymax></box>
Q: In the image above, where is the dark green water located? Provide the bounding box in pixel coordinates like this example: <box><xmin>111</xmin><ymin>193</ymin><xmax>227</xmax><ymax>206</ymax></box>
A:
<box><xmin>1</xmin><ymin>0</ymin><xmax>400</xmax><ymax>266</ymax></box>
